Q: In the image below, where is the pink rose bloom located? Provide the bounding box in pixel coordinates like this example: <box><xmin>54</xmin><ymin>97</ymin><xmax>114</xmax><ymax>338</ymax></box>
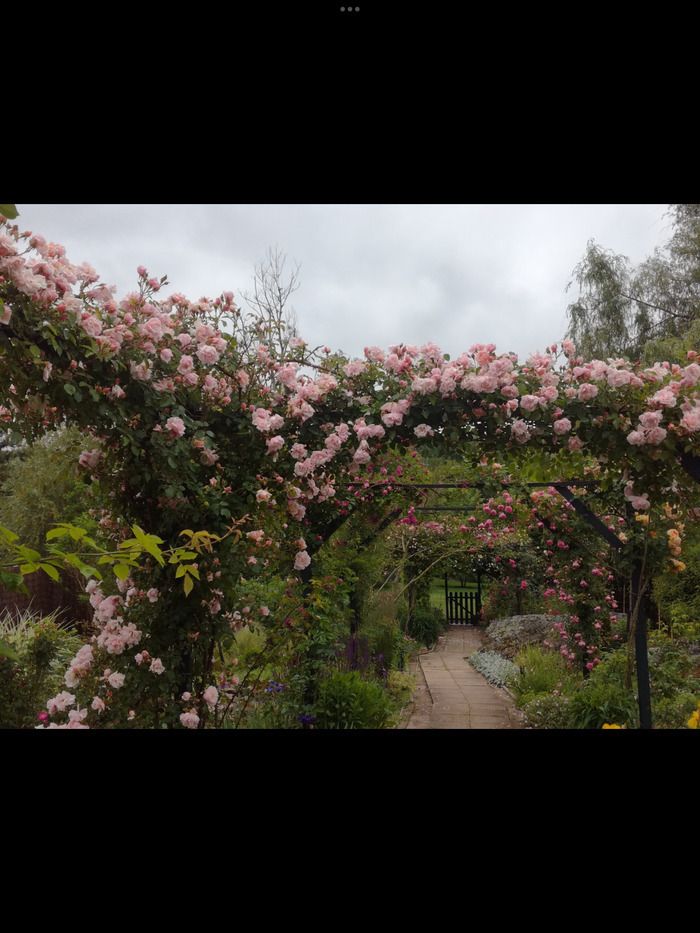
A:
<box><xmin>343</xmin><ymin>360</ymin><xmax>367</xmax><ymax>377</ymax></box>
<box><xmin>287</xmin><ymin>499</ymin><xmax>306</xmax><ymax>520</ymax></box>
<box><xmin>81</xmin><ymin>314</ymin><xmax>103</xmax><ymax>337</ymax></box>
<box><xmin>79</xmin><ymin>448</ymin><xmax>101</xmax><ymax>470</ymax></box>
<box><xmin>638</xmin><ymin>410</ymin><xmax>663</xmax><ymax>430</ymax></box>
<box><xmin>181</xmin><ymin>692</ymin><xmax>192</xmax><ymax>701</ymax></box>
<box><xmin>147</xmin><ymin>588</ymin><xmax>159</xmax><ymax>603</ymax></box>
<box><xmin>149</xmin><ymin>658</ymin><xmax>165</xmax><ymax>675</ymax></box>
<box><xmin>266</xmin><ymin>435</ymin><xmax>285</xmax><ymax>454</ymax></box>
<box><xmin>165</xmin><ymin>416</ymin><xmax>186</xmax><ymax>438</ymax></box>
<box><xmin>91</xmin><ymin>696</ymin><xmax>105</xmax><ymax>713</ymax></box>
<box><xmin>160</xmin><ymin>348</ymin><xmax>173</xmax><ymax>363</ymax></box>
<box><xmin>130</xmin><ymin>361</ymin><xmax>152</xmax><ymax>382</ymax></box>
<box><xmin>577</xmin><ymin>383</ymin><xmax>598</xmax><ymax>402</ymax></box>
<box><xmin>47</xmin><ymin>691</ymin><xmax>76</xmax><ymax>715</ymax></box>
<box><xmin>510</xmin><ymin>419</ymin><xmax>531</xmax><ymax>444</ymax></box>
<box><xmin>568</xmin><ymin>436</ymin><xmax>583</xmax><ymax>451</ymax></box>
<box><xmin>203</xmin><ymin>686</ymin><xmax>219</xmax><ymax>707</ymax></box>
<box><xmin>538</xmin><ymin>385</ymin><xmax>558</xmax><ymax>403</ymax></box>
<box><xmin>414</xmin><ymin>424</ymin><xmax>435</xmax><ymax>438</ymax></box>
<box><xmin>196</xmin><ymin>345</ymin><xmax>220</xmax><ymax>365</ymax></box>
<box><xmin>364</xmin><ymin>346</ymin><xmax>385</xmax><ymax>363</ymax></box>
<box><xmin>353</xmin><ymin>444</ymin><xmax>371</xmax><ymax>464</ymax></box>
<box><xmin>645</xmin><ymin>426</ymin><xmax>667</xmax><ymax>445</ymax></box>
<box><xmin>0</xmin><ymin>304</ymin><xmax>12</xmax><ymax>325</ymax></box>
<box><xmin>607</xmin><ymin>368</ymin><xmax>632</xmax><ymax>388</ymax></box>
<box><xmin>256</xmin><ymin>489</ymin><xmax>273</xmax><ymax>502</ymax></box>
<box><xmin>519</xmin><ymin>394</ymin><xmax>540</xmax><ymax>412</ymax></box>
<box><xmin>67</xmin><ymin>708</ymin><xmax>89</xmax><ymax>724</ymax></box>
<box><xmin>176</xmin><ymin>333</ymin><xmax>192</xmax><ymax>348</ymax></box>
<box><xmin>111</xmin><ymin>384</ymin><xmax>126</xmax><ymax>399</ymax></box>
<box><xmin>276</xmin><ymin>363</ymin><xmax>299</xmax><ymax>388</ymax></box>
<box><xmin>553</xmin><ymin>418</ymin><xmax>572</xmax><ymax>435</ymax></box>
<box><xmin>252</xmin><ymin>408</ymin><xmax>273</xmax><ymax>432</ymax></box>
<box><xmin>562</xmin><ymin>338</ymin><xmax>576</xmax><ymax>356</ymax></box>
<box><xmin>107</xmin><ymin>672</ymin><xmax>125</xmax><ymax>689</ymax></box>
<box><xmin>651</xmin><ymin>387</ymin><xmax>676</xmax><ymax>407</ymax></box>
<box><xmin>294</xmin><ymin>550</ymin><xmax>311</xmax><ymax>570</ymax></box>
<box><xmin>680</xmin><ymin>406</ymin><xmax>700</xmax><ymax>432</ymax></box>
<box><xmin>626</xmin><ymin>430</ymin><xmax>645</xmax><ymax>445</ymax></box>
<box><xmin>177</xmin><ymin>354</ymin><xmax>194</xmax><ymax>375</ymax></box>
<box><xmin>629</xmin><ymin>495</ymin><xmax>650</xmax><ymax>511</ymax></box>
<box><xmin>180</xmin><ymin>710</ymin><xmax>200</xmax><ymax>729</ymax></box>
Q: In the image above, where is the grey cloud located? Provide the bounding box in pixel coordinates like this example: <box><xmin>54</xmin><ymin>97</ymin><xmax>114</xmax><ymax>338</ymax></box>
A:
<box><xmin>15</xmin><ymin>203</ymin><xmax>668</xmax><ymax>362</ymax></box>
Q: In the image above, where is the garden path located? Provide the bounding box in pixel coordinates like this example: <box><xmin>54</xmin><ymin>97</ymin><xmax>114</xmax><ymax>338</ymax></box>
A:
<box><xmin>404</xmin><ymin>626</ymin><xmax>524</xmax><ymax>729</ymax></box>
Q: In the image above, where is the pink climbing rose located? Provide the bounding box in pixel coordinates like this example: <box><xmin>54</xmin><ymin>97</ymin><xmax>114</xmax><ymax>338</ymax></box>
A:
<box><xmin>203</xmin><ymin>686</ymin><xmax>219</xmax><ymax>707</ymax></box>
<box><xmin>294</xmin><ymin>550</ymin><xmax>311</xmax><ymax>570</ymax></box>
<box><xmin>165</xmin><ymin>416</ymin><xmax>185</xmax><ymax>438</ymax></box>
<box><xmin>180</xmin><ymin>710</ymin><xmax>200</xmax><ymax>729</ymax></box>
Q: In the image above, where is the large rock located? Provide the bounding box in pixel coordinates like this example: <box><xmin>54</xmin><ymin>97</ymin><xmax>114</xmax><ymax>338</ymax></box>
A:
<box><xmin>483</xmin><ymin>614</ymin><xmax>569</xmax><ymax>659</ymax></box>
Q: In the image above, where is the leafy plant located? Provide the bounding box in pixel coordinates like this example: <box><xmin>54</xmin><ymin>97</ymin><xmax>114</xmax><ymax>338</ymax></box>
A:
<box><xmin>406</xmin><ymin>600</ymin><xmax>445</xmax><ymax>648</ymax></box>
<box><xmin>567</xmin><ymin>678</ymin><xmax>639</xmax><ymax>729</ymax></box>
<box><xmin>314</xmin><ymin>670</ymin><xmax>392</xmax><ymax>729</ymax></box>
<box><xmin>521</xmin><ymin>693</ymin><xmax>572</xmax><ymax>729</ymax></box>
<box><xmin>469</xmin><ymin>649</ymin><xmax>519</xmax><ymax>687</ymax></box>
<box><xmin>512</xmin><ymin>644</ymin><xmax>582</xmax><ymax>705</ymax></box>
<box><xmin>0</xmin><ymin>609</ymin><xmax>83</xmax><ymax>728</ymax></box>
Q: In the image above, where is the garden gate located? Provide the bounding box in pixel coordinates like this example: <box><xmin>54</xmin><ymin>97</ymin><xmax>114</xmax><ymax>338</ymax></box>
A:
<box><xmin>444</xmin><ymin>574</ymin><xmax>482</xmax><ymax>625</ymax></box>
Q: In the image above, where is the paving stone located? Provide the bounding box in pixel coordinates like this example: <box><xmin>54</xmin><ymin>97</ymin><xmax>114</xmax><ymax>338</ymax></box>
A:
<box><xmin>404</xmin><ymin>625</ymin><xmax>523</xmax><ymax>730</ymax></box>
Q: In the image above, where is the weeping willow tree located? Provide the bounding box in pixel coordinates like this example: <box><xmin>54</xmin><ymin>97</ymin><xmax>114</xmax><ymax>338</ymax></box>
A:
<box><xmin>565</xmin><ymin>204</ymin><xmax>700</xmax><ymax>363</ymax></box>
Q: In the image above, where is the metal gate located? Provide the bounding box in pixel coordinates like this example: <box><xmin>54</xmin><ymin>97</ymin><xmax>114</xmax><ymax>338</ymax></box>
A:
<box><xmin>444</xmin><ymin>574</ymin><xmax>481</xmax><ymax>625</ymax></box>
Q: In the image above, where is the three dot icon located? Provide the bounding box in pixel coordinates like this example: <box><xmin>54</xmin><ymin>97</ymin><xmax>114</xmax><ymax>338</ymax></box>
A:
<box><xmin>340</xmin><ymin>6</ymin><xmax>361</xmax><ymax>10</ymax></box>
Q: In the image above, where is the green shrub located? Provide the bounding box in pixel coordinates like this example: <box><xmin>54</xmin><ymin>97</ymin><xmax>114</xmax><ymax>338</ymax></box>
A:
<box><xmin>512</xmin><ymin>645</ymin><xmax>582</xmax><ymax>705</ymax></box>
<box><xmin>522</xmin><ymin>694</ymin><xmax>573</xmax><ymax>729</ymax></box>
<box><xmin>229</xmin><ymin>624</ymin><xmax>266</xmax><ymax>668</ymax></box>
<box><xmin>0</xmin><ymin>610</ymin><xmax>83</xmax><ymax>728</ymax></box>
<box><xmin>653</xmin><ymin>691</ymin><xmax>700</xmax><ymax>729</ymax></box>
<box><xmin>315</xmin><ymin>671</ymin><xmax>392</xmax><ymax>729</ymax></box>
<box><xmin>565</xmin><ymin>637</ymin><xmax>700</xmax><ymax>729</ymax></box>
<box><xmin>567</xmin><ymin>678</ymin><xmax>639</xmax><ymax>729</ymax></box>
<box><xmin>386</xmin><ymin>669</ymin><xmax>415</xmax><ymax>702</ymax></box>
<box><xmin>407</xmin><ymin>601</ymin><xmax>445</xmax><ymax>648</ymax></box>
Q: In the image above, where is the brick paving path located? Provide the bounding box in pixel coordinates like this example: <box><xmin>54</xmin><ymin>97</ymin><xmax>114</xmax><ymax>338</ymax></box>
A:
<box><xmin>404</xmin><ymin>626</ymin><xmax>524</xmax><ymax>729</ymax></box>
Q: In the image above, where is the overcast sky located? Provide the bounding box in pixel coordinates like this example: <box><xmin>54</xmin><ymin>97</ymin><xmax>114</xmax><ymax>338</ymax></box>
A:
<box><xmin>15</xmin><ymin>204</ymin><xmax>671</xmax><ymax>361</ymax></box>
